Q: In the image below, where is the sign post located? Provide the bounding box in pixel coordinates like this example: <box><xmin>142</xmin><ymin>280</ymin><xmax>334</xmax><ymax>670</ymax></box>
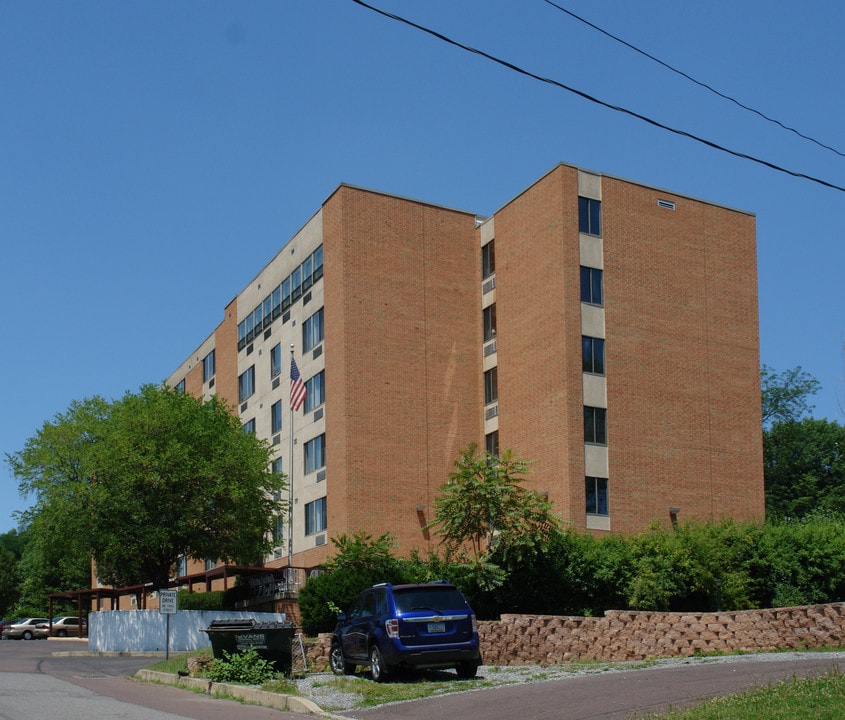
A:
<box><xmin>158</xmin><ymin>589</ymin><xmax>178</xmax><ymax>660</ymax></box>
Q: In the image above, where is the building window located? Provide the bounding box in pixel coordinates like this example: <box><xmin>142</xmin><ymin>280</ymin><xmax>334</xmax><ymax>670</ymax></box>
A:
<box><xmin>271</xmin><ymin>457</ymin><xmax>283</xmax><ymax>479</ymax></box>
<box><xmin>272</xmin><ymin>514</ymin><xmax>285</xmax><ymax>545</ymax></box>
<box><xmin>482</xmin><ymin>239</ymin><xmax>495</xmax><ymax>279</ymax></box>
<box><xmin>305</xmin><ymin>433</ymin><xmax>326</xmax><ymax>474</ymax></box>
<box><xmin>579</xmin><ymin>197</ymin><xmax>602</xmax><ymax>236</ymax></box>
<box><xmin>205</xmin><ymin>558</ymin><xmax>217</xmax><ymax>571</ymax></box>
<box><xmin>176</xmin><ymin>556</ymin><xmax>187</xmax><ymax>577</ymax></box>
<box><xmin>580</xmin><ymin>266</ymin><xmax>603</xmax><ymax>306</ymax></box>
<box><xmin>291</xmin><ymin>265</ymin><xmax>302</xmax><ymax>303</ymax></box>
<box><xmin>237</xmin><ymin>245</ymin><xmax>324</xmax><ymax>350</ymax></box>
<box><xmin>582</xmin><ymin>336</ymin><xmax>605</xmax><ymax>375</ymax></box>
<box><xmin>312</xmin><ymin>245</ymin><xmax>323</xmax><ymax>281</ymax></box>
<box><xmin>305</xmin><ymin>497</ymin><xmax>327</xmax><ymax>535</ymax></box>
<box><xmin>485</xmin><ymin>430</ymin><xmax>499</xmax><ymax>456</ymax></box>
<box><xmin>484</xmin><ymin>367</ymin><xmax>498</xmax><ymax>405</ymax></box>
<box><xmin>242</xmin><ymin>418</ymin><xmax>256</xmax><ymax>434</ymax></box>
<box><xmin>270</xmin><ymin>343</ymin><xmax>282</xmax><ymax>379</ymax></box>
<box><xmin>238</xmin><ymin>366</ymin><xmax>255</xmax><ymax>402</ymax></box>
<box><xmin>584</xmin><ymin>406</ymin><xmax>607</xmax><ymax>445</ymax></box>
<box><xmin>202</xmin><ymin>350</ymin><xmax>215</xmax><ymax>383</ymax></box>
<box><xmin>271</xmin><ymin>400</ymin><xmax>283</xmax><ymax>434</ymax></box>
<box><xmin>281</xmin><ymin>276</ymin><xmax>292</xmax><ymax>312</ymax></box>
<box><xmin>175</xmin><ymin>379</ymin><xmax>186</xmax><ymax>393</ymax></box>
<box><xmin>586</xmin><ymin>476</ymin><xmax>609</xmax><ymax>515</ymax></box>
<box><xmin>303</xmin><ymin>308</ymin><xmax>324</xmax><ymax>353</ymax></box>
<box><xmin>483</xmin><ymin>304</ymin><xmax>497</xmax><ymax>342</ymax></box>
<box><xmin>304</xmin><ymin>371</ymin><xmax>325</xmax><ymax>413</ymax></box>
<box><xmin>301</xmin><ymin>254</ymin><xmax>313</xmax><ymax>293</ymax></box>
<box><xmin>271</xmin><ymin>286</ymin><xmax>282</xmax><ymax>319</ymax></box>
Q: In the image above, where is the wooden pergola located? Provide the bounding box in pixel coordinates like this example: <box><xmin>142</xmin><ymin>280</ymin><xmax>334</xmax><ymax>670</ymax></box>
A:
<box><xmin>46</xmin><ymin>564</ymin><xmax>283</xmax><ymax>624</ymax></box>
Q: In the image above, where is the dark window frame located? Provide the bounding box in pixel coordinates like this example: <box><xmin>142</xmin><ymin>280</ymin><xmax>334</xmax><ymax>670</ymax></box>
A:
<box><xmin>578</xmin><ymin>197</ymin><xmax>602</xmax><ymax>236</ymax></box>
<box><xmin>238</xmin><ymin>366</ymin><xmax>255</xmax><ymax>402</ymax></box>
<box><xmin>582</xmin><ymin>336</ymin><xmax>606</xmax><ymax>375</ymax></box>
<box><xmin>303</xmin><ymin>308</ymin><xmax>325</xmax><ymax>353</ymax></box>
<box><xmin>580</xmin><ymin>266</ymin><xmax>603</xmax><ymax>306</ymax></box>
<box><xmin>584</xmin><ymin>406</ymin><xmax>607</xmax><ymax>445</ymax></box>
<box><xmin>271</xmin><ymin>400</ymin><xmax>283</xmax><ymax>434</ymax></box>
<box><xmin>482</xmin><ymin>239</ymin><xmax>495</xmax><ymax>279</ymax></box>
<box><xmin>305</xmin><ymin>496</ymin><xmax>327</xmax><ymax>535</ymax></box>
<box><xmin>202</xmin><ymin>350</ymin><xmax>216</xmax><ymax>383</ymax></box>
<box><xmin>270</xmin><ymin>343</ymin><xmax>282</xmax><ymax>379</ymax></box>
<box><xmin>485</xmin><ymin>430</ymin><xmax>499</xmax><ymax>456</ymax></box>
<box><xmin>304</xmin><ymin>370</ymin><xmax>325</xmax><ymax>413</ymax></box>
<box><xmin>304</xmin><ymin>433</ymin><xmax>327</xmax><ymax>474</ymax></box>
<box><xmin>585</xmin><ymin>476</ymin><xmax>609</xmax><ymax>515</ymax></box>
<box><xmin>483</xmin><ymin>303</ymin><xmax>497</xmax><ymax>342</ymax></box>
<box><xmin>484</xmin><ymin>367</ymin><xmax>498</xmax><ymax>405</ymax></box>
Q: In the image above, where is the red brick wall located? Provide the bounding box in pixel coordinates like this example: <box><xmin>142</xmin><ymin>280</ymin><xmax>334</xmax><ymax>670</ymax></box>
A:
<box><xmin>321</xmin><ymin>186</ymin><xmax>482</xmax><ymax>559</ymax></box>
<box><xmin>494</xmin><ymin>165</ymin><xmax>585</xmax><ymax>523</ymax></box>
<box><xmin>602</xmin><ymin>179</ymin><xmax>763</xmax><ymax>530</ymax></box>
<box><xmin>214</xmin><ymin>298</ymin><xmax>240</xmax><ymax>408</ymax></box>
<box><xmin>489</xmin><ymin>166</ymin><xmax>763</xmax><ymax>532</ymax></box>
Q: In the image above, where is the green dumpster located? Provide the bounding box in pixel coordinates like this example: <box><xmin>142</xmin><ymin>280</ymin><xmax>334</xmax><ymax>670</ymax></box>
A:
<box><xmin>205</xmin><ymin>619</ymin><xmax>296</xmax><ymax>675</ymax></box>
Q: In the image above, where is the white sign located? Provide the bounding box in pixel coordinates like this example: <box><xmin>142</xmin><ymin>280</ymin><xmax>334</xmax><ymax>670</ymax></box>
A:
<box><xmin>159</xmin><ymin>589</ymin><xmax>178</xmax><ymax>615</ymax></box>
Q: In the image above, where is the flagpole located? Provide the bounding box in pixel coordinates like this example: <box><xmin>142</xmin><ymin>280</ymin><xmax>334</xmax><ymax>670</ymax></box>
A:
<box><xmin>287</xmin><ymin>344</ymin><xmax>295</xmax><ymax>571</ymax></box>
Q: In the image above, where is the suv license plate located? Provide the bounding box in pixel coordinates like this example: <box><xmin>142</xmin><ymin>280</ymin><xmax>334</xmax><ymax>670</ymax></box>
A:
<box><xmin>427</xmin><ymin>622</ymin><xmax>445</xmax><ymax>633</ymax></box>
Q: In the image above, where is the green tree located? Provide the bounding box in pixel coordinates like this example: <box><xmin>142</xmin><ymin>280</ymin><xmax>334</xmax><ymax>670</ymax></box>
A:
<box><xmin>297</xmin><ymin>532</ymin><xmax>409</xmax><ymax>635</ymax></box>
<box><xmin>7</xmin><ymin>385</ymin><xmax>286</xmax><ymax>590</ymax></box>
<box><xmin>761</xmin><ymin>364</ymin><xmax>820</xmax><ymax>427</ymax></box>
<box><xmin>426</xmin><ymin>444</ymin><xmax>562</xmax><ymax>565</ymax></box>
<box><xmin>764</xmin><ymin>418</ymin><xmax>845</xmax><ymax>519</ymax></box>
<box><xmin>0</xmin><ymin>529</ymin><xmax>28</xmax><ymax>615</ymax></box>
<box><xmin>13</xmin><ymin>515</ymin><xmax>90</xmax><ymax>615</ymax></box>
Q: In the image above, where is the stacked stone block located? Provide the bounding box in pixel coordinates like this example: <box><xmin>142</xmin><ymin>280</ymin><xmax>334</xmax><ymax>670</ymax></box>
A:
<box><xmin>305</xmin><ymin>603</ymin><xmax>845</xmax><ymax>670</ymax></box>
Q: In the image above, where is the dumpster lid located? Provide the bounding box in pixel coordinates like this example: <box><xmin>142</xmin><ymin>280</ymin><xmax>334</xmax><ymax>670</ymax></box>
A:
<box><xmin>206</xmin><ymin>619</ymin><xmax>257</xmax><ymax>631</ymax></box>
<box><xmin>251</xmin><ymin>621</ymin><xmax>295</xmax><ymax>630</ymax></box>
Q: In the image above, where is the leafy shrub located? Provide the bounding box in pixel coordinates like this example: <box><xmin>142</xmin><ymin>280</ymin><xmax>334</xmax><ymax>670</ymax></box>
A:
<box><xmin>298</xmin><ymin>517</ymin><xmax>845</xmax><ymax>632</ymax></box>
<box><xmin>298</xmin><ymin>532</ymin><xmax>411</xmax><ymax>635</ymax></box>
<box><xmin>177</xmin><ymin>590</ymin><xmax>226</xmax><ymax>611</ymax></box>
<box><xmin>205</xmin><ymin>647</ymin><xmax>277</xmax><ymax>685</ymax></box>
<box><xmin>298</xmin><ymin>566</ymin><xmax>374</xmax><ymax>636</ymax></box>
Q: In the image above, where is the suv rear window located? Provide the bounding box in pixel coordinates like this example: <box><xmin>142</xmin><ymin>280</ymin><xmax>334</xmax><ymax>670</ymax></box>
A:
<box><xmin>393</xmin><ymin>587</ymin><xmax>467</xmax><ymax>613</ymax></box>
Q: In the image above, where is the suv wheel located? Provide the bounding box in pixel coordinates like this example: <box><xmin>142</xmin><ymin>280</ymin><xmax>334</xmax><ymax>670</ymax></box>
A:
<box><xmin>329</xmin><ymin>641</ymin><xmax>356</xmax><ymax>676</ymax></box>
<box><xmin>456</xmin><ymin>660</ymin><xmax>478</xmax><ymax>679</ymax></box>
<box><xmin>369</xmin><ymin>645</ymin><xmax>389</xmax><ymax>682</ymax></box>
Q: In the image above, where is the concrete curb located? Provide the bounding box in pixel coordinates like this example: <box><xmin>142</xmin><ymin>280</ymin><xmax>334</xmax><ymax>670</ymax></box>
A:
<box><xmin>135</xmin><ymin>669</ymin><xmax>345</xmax><ymax>718</ymax></box>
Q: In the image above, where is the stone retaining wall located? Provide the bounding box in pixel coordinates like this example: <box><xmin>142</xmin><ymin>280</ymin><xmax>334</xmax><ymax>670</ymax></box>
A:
<box><xmin>304</xmin><ymin>602</ymin><xmax>845</xmax><ymax>669</ymax></box>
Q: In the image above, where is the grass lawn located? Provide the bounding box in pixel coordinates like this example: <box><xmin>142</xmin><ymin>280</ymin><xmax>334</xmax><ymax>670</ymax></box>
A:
<box><xmin>649</xmin><ymin>671</ymin><xmax>845</xmax><ymax>719</ymax></box>
<box><xmin>146</xmin><ymin>651</ymin><xmax>845</xmax><ymax>717</ymax></box>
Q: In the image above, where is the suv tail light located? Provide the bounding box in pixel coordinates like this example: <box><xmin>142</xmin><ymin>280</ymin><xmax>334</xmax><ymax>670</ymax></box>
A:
<box><xmin>385</xmin><ymin>618</ymin><xmax>399</xmax><ymax>638</ymax></box>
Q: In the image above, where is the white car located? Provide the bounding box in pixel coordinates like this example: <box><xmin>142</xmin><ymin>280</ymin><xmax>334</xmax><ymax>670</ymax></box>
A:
<box><xmin>46</xmin><ymin>616</ymin><xmax>88</xmax><ymax>637</ymax></box>
<box><xmin>2</xmin><ymin>618</ymin><xmax>49</xmax><ymax>640</ymax></box>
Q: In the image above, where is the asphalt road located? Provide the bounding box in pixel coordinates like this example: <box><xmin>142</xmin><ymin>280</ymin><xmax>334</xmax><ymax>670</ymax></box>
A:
<box><xmin>3</xmin><ymin>637</ymin><xmax>845</xmax><ymax>720</ymax></box>
<box><xmin>0</xmin><ymin>638</ymin><xmax>305</xmax><ymax>720</ymax></box>
<box><xmin>347</xmin><ymin>653</ymin><xmax>845</xmax><ymax>720</ymax></box>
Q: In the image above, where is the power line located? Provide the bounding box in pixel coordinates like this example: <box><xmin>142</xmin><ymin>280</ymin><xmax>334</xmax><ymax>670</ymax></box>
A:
<box><xmin>350</xmin><ymin>0</ymin><xmax>845</xmax><ymax>194</ymax></box>
<box><xmin>541</xmin><ymin>0</ymin><xmax>845</xmax><ymax>159</ymax></box>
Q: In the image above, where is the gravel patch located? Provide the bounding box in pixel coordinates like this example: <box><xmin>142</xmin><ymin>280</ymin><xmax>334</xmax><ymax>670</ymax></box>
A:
<box><xmin>292</xmin><ymin>651</ymin><xmax>845</xmax><ymax>713</ymax></box>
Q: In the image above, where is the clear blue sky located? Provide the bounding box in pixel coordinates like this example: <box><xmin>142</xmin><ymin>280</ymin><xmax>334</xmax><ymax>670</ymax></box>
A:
<box><xmin>2</xmin><ymin>1</ymin><xmax>843</xmax><ymax>533</ymax></box>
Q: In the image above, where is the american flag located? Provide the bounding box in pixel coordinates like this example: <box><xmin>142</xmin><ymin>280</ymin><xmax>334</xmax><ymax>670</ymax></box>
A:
<box><xmin>290</xmin><ymin>357</ymin><xmax>307</xmax><ymax>411</ymax></box>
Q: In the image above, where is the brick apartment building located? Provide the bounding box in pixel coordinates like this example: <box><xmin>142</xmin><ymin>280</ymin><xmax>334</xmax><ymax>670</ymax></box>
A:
<box><xmin>166</xmin><ymin>162</ymin><xmax>764</xmax><ymax>574</ymax></box>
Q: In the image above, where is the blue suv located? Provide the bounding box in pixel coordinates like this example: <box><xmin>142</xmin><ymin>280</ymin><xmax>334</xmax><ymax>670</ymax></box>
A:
<box><xmin>329</xmin><ymin>581</ymin><xmax>482</xmax><ymax>681</ymax></box>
